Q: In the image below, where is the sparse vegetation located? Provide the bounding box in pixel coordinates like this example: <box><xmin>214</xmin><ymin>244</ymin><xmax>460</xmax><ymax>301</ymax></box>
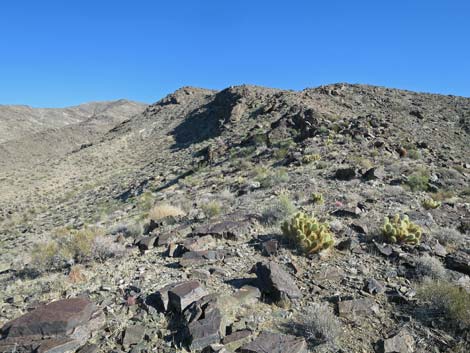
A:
<box><xmin>261</xmin><ymin>194</ymin><xmax>296</xmax><ymax>225</ymax></box>
<box><xmin>381</xmin><ymin>214</ymin><xmax>422</xmax><ymax>245</ymax></box>
<box><xmin>201</xmin><ymin>200</ymin><xmax>222</xmax><ymax>219</ymax></box>
<box><xmin>281</xmin><ymin>212</ymin><xmax>334</xmax><ymax>253</ymax></box>
<box><xmin>417</xmin><ymin>279</ymin><xmax>470</xmax><ymax>329</ymax></box>
<box><xmin>406</xmin><ymin>169</ymin><xmax>430</xmax><ymax>192</ymax></box>
<box><xmin>431</xmin><ymin>227</ymin><xmax>464</xmax><ymax>248</ymax></box>
<box><xmin>255</xmin><ymin>167</ymin><xmax>290</xmax><ymax>188</ymax></box>
<box><xmin>148</xmin><ymin>203</ymin><xmax>186</xmax><ymax>221</ymax></box>
<box><xmin>302</xmin><ymin>154</ymin><xmax>321</xmax><ymax>164</ymax></box>
<box><xmin>414</xmin><ymin>254</ymin><xmax>446</xmax><ymax>280</ymax></box>
<box><xmin>296</xmin><ymin>303</ymin><xmax>342</xmax><ymax>346</ymax></box>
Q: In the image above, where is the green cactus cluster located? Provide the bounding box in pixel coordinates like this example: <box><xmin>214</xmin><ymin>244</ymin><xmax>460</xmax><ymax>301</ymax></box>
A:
<box><xmin>422</xmin><ymin>198</ymin><xmax>441</xmax><ymax>210</ymax></box>
<box><xmin>281</xmin><ymin>212</ymin><xmax>335</xmax><ymax>253</ymax></box>
<box><xmin>302</xmin><ymin>154</ymin><xmax>321</xmax><ymax>164</ymax></box>
<box><xmin>311</xmin><ymin>192</ymin><xmax>324</xmax><ymax>204</ymax></box>
<box><xmin>381</xmin><ymin>214</ymin><xmax>422</xmax><ymax>245</ymax></box>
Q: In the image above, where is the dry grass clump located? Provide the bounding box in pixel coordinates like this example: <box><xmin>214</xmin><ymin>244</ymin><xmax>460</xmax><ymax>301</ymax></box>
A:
<box><xmin>201</xmin><ymin>200</ymin><xmax>222</xmax><ymax>219</ymax></box>
<box><xmin>68</xmin><ymin>265</ymin><xmax>86</xmax><ymax>284</ymax></box>
<box><xmin>414</xmin><ymin>254</ymin><xmax>446</xmax><ymax>280</ymax></box>
<box><xmin>417</xmin><ymin>279</ymin><xmax>470</xmax><ymax>329</ymax></box>
<box><xmin>288</xmin><ymin>303</ymin><xmax>342</xmax><ymax>346</ymax></box>
<box><xmin>148</xmin><ymin>203</ymin><xmax>186</xmax><ymax>221</ymax></box>
<box><xmin>31</xmin><ymin>225</ymin><xmax>126</xmax><ymax>272</ymax></box>
<box><xmin>261</xmin><ymin>194</ymin><xmax>296</xmax><ymax>225</ymax></box>
<box><xmin>431</xmin><ymin>227</ymin><xmax>464</xmax><ymax>248</ymax></box>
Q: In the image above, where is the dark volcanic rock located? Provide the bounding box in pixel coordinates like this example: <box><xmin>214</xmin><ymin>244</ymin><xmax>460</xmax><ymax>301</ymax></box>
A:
<box><xmin>335</xmin><ymin>167</ymin><xmax>357</xmax><ymax>180</ymax></box>
<box><xmin>193</xmin><ymin>220</ymin><xmax>248</xmax><ymax>240</ymax></box>
<box><xmin>445</xmin><ymin>250</ymin><xmax>470</xmax><ymax>275</ymax></box>
<box><xmin>238</xmin><ymin>331</ymin><xmax>307</xmax><ymax>353</ymax></box>
<box><xmin>1</xmin><ymin>297</ymin><xmax>95</xmax><ymax>337</ymax></box>
<box><xmin>0</xmin><ymin>297</ymin><xmax>102</xmax><ymax>353</ymax></box>
<box><xmin>252</xmin><ymin>261</ymin><xmax>301</xmax><ymax>301</ymax></box>
<box><xmin>168</xmin><ymin>281</ymin><xmax>209</xmax><ymax>313</ymax></box>
<box><xmin>261</xmin><ymin>239</ymin><xmax>279</xmax><ymax>257</ymax></box>
<box><xmin>187</xmin><ymin>308</ymin><xmax>224</xmax><ymax>351</ymax></box>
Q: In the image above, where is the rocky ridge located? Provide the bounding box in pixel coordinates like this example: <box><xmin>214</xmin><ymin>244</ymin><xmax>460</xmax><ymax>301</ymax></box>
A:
<box><xmin>0</xmin><ymin>83</ymin><xmax>469</xmax><ymax>352</ymax></box>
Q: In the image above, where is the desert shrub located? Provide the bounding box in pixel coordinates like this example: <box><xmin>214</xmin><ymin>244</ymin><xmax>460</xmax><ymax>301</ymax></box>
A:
<box><xmin>148</xmin><ymin>203</ymin><xmax>186</xmax><ymax>221</ymax></box>
<box><xmin>68</xmin><ymin>265</ymin><xmax>86</xmax><ymax>284</ymax></box>
<box><xmin>417</xmin><ymin>279</ymin><xmax>470</xmax><ymax>329</ymax></box>
<box><xmin>414</xmin><ymin>254</ymin><xmax>446</xmax><ymax>280</ymax></box>
<box><xmin>261</xmin><ymin>194</ymin><xmax>296</xmax><ymax>225</ymax></box>
<box><xmin>110</xmin><ymin>222</ymin><xmax>142</xmax><ymax>238</ymax></box>
<box><xmin>255</xmin><ymin>167</ymin><xmax>290</xmax><ymax>188</ymax></box>
<box><xmin>406</xmin><ymin>169</ymin><xmax>430</xmax><ymax>192</ymax></box>
<box><xmin>297</xmin><ymin>303</ymin><xmax>342</xmax><ymax>345</ymax></box>
<box><xmin>31</xmin><ymin>241</ymin><xmax>60</xmax><ymax>270</ymax></box>
<box><xmin>431</xmin><ymin>227</ymin><xmax>464</xmax><ymax>247</ymax></box>
<box><xmin>30</xmin><ymin>226</ymin><xmax>124</xmax><ymax>272</ymax></box>
<box><xmin>381</xmin><ymin>214</ymin><xmax>422</xmax><ymax>245</ymax></box>
<box><xmin>219</xmin><ymin>188</ymin><xmax>235</xmax><ymax>202</ymax></box>
<box><xmin>201</xmin><ymin>200</ymin><xmax>222</xmax><ymax>219</ymax></box>
<box><xmin>281</xmin><ymin>212</ymin><xmax>334</xmax><ymax>253</ymax></box>
<box><xmin>407</xmin><ymin>149</ymin><xmax>421</xmax><ymax>160</ymax></box>
<box><xmin>91</xmin><ymin>235</ymin><xmax>127</xmax><ymax>262</ymax></box>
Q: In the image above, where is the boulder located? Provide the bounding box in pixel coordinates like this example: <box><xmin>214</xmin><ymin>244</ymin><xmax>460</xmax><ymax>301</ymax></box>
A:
<box><xmin>193</xmin><ymin>221</ymin><xmax>248</xmax><ymax>240</ymax></box>
<box><xmin>0</xmin><ymin>297</ymin><xmax>103</xmax><ymax>353</ymax></box>
<box><xmin>379</xmin><ymin>330</ymin><xmax>415</xmax><ymax>353</ymax></box>
<box><xmin>238</xmin><ymin>331</ymin><xmax>307</xmax><ymax>353</ymax></box>
<box><xmin>445</xmin><ymin>250</ymin><xmax>470</xmax><ymax>275</ymax></box>
<box><xmin>168</xmin><ymin>281</ymin><xmax>209</xmax><ymax>313</ymax></box>
<box><xmin>335</xmin><ymin>167</ymin><xmax>357</xmax><ymax>181</ymax></box>
<box><xmin>338</xmin><ymin>298</ymin><xmax>377</xmax><ymax>318</ymax></box>
<box><xmin>252</xmin><ymin>261</ymin><xmax>301</xmax><ymax>301</ymax></box>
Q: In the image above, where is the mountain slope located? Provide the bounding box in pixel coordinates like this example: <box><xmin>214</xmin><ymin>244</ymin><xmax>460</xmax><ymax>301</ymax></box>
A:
<box><xmin>0</xmin><ymin>84</ymin><xmax>469</xmax><ymax>353</ymax></box>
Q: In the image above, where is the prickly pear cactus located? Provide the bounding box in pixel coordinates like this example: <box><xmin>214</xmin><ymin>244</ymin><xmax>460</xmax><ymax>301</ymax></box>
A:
<box><xmin>281</xmin><ymin>212</ymin><xmax>334</xmax><ymax>253</ymax></box>
<box><xmin>381</xmin><ymin>214</ymin><xmax>422</xmax><ymax>245</ymax></box>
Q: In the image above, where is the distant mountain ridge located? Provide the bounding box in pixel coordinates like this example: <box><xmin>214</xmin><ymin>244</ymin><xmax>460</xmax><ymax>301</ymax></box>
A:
<box><xmin>0</xmin><ymin>99</ymin><xmax>147</xmax><ymax>144</ymax></box>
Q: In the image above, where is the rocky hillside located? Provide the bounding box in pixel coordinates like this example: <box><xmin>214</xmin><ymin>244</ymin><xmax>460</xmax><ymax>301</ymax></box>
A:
<box><xmin>0</xmin><ymin>84</ymin><xmax>469</xmax><ymax>353</ymax></box>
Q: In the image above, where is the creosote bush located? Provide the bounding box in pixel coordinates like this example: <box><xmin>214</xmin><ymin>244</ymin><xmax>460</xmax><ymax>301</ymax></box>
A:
<box><xmin>417</xmin><ymin>279</ymin><xmax>470</xmax><ymax>329</ymax></box>
<box><xmin>406</xmin><ymin>169</ymin><xmax>430</xmax><ymax>192</ymax></box>
<box><xmin>282</xmin><ymin>212</ymin><xmax>334</xmax><ymax>253</ymax></box>
<box><xmin>381</xmin><ymin>214</ymin><xmax>422</xmax><ymax>245</ymax></box>
<box><xmin>148</xmin><ymin>203</ymin><xmax>186</xmax><ymax>221</ymax></box>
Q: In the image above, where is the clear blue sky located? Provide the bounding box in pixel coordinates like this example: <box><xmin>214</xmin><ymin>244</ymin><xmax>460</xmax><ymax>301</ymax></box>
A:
<box><xmin>1</xmin><ymin>1</ymin><xmax>469</xmax><ymax>107</ymax></box>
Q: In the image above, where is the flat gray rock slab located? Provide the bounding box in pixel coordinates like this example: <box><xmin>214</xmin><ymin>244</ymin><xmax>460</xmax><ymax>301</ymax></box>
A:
<box><xmin>445</xmin><ymin>250</ymin><xmax>470</xmax><ymax>275</ymax></box>
<box><xmin>168</xmin><ymin>281</ymin><xmax>209</xmax><ymax>313</ymax></box>
<box><xmin>1</xmin><ymin>297</ymin><xmax>95</xmax><ymax>337</ymax></box>
<box><xmin>252</xmin><ymin>261</ymin><xmax>301</xmax><ymax>301</ymax></box>
<box><xmin>0</xmin><ymin>297</ymin><xmax>101</xmax><ymax>353</ymax></box>
<box><xmin>381</xmin><ymin>330</ymin><xmax>415</xmax><ymax>353</ymax></box>
<box><xmin>193</xmin><ymin>221</ymin><xmax>248</xmax><ymax>240</ymax></box>
<box><xmin>338</xmin><ymin>298</ymin><xmax>377</xmax><ymax>318</ymax></box>
<box><xmin>187</xmin><ymin>308</ymin><xmax>223</xmax><ymax>351</ymax></box>
<box><xmin>238</xmin><ymin>331</ymin><xmax>307</xmax><ymax>353</ymax></box>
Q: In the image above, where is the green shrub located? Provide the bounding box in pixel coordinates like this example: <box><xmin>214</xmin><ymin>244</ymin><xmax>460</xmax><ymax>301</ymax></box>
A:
<box><xmin>381</xmin><ymin>214</ymin><xmax>422</xmax><ymax>245</ymax></box>
<box><xmin>281</xmin><ymin>212</ymin><xmax>334</xmax><ymax>253</ymax></box>
<box><xmin>261</xmin><ymin>194</ymin><xmax>296</xmax><ymax>225</ymax></box>
<box><xmin>417</xmin><ymin>279</ymin><xmax>470</xmax><ymax>329</ymax></box>
<box><xmin>406</xmin><ymin>169</ymin><xmax>430</xmax><ymax>192</ymax></box>
<box><xmin>201</xmin><ymin>200</ymin><xmax>222</xmax><ymax>219</ymax></box>
<box><xmin>256</xmin><ymin>168</ymin><xmax>290</xmax><ymax>188</ymax></box>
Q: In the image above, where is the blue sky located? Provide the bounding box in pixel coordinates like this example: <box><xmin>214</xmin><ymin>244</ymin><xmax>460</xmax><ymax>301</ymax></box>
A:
<box><xmin>0</xmin><ymin>1</ymin><xmax>469</xmax><ymax>107</ymax></box>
